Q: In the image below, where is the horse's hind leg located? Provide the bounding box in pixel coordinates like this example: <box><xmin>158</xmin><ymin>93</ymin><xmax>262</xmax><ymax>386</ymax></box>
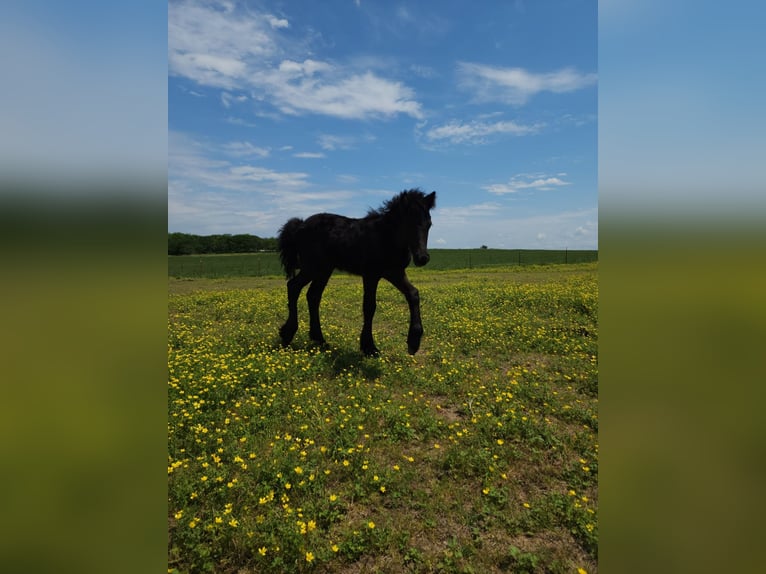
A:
<box><xmin>280</xmin><ymin>271</ymin><xmax>311</xmax><ymax>347</ymax></box>
<box><xmin>306</xmin><ymin>270</ymin><xmax>331</xmax><ymax>345</ymax></box>
<box><xmin>360</xmin><ymin>274</ymin><xmax>381</xmax><ymax>356</ymax></box>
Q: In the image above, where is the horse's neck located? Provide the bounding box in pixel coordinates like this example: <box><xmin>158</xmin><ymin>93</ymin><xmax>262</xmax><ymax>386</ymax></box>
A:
<box><xmin>377</xmin><ymin>215</ymin><xmax>408</xmax><ymax>249</ymax></box>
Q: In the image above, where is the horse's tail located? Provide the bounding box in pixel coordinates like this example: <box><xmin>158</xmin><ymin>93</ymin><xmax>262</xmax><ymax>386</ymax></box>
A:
<box><xmin>277</xmin><ymin>217</ymin><xmax>303</xmax><ymax>278</ymax></box>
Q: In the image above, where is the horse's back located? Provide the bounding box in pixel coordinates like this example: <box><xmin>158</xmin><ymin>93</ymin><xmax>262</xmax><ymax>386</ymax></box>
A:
<box><xmin>294</xmin><ymin>213</ymin><xmax>366</xmax><ymax>273</ymax></box>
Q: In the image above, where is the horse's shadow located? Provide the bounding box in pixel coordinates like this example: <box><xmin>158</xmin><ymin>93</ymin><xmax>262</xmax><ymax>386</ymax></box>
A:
<box><xmin>272</xmin><ymin>337</ymin><xmax>383</xmax><ymax>381</ymax></box>
<box><xmin>323</xmin><ymin>345</ymin><xmax>383</xmax><ymax>380</ymax></box>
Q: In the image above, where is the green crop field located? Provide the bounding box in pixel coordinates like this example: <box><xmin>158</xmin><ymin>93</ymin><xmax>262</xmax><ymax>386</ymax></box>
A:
<box><xmin>168</xmin><ymin>249</ymin><xmax>598</xmax><ymax>278</ymax></box>
<box><xmin>168</xmin><ymin>263</ymin><xmax>598</xmax><ymax>573</ymax></box>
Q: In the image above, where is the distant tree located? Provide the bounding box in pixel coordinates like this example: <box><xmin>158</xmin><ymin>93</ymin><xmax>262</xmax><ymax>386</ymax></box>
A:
<box><xmin>231</xmin><ymin>234</ymin><xmax>257</xmax><ymax>252</ymax></box>
<box><xmin>168</xmin><ymin>232</ymin><xmax>278</xmax><ymax>254</ymax></box>
<box><xmin>262</xmin><ymin>237</ymin><xmax>279</xmax><ymax>251</ymax></box>
<box><xmin>168</xmin><ymin>232</ymin><xmax>201</xmax><ymax>255</ymax></box>
<box><xmin>480</xmin><ymin>245</ymin><xmax>488</xmax><ymax>250</ymax></box>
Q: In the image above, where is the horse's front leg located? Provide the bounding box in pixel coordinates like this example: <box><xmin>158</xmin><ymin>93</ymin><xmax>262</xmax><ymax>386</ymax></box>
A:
<box><xmin>385</xmin><ymin>270</ymin><xmax>423</xmax><ymax>355</ymax></box>
<box><xmin>360</xmin><ymin>274</ymin><xmax>381</xmax><ymax>356</ymax></box>
<box><xmin>280</xmin><ymin>271</ymin><xmax>311</xmax><ymax>347</ymax></box>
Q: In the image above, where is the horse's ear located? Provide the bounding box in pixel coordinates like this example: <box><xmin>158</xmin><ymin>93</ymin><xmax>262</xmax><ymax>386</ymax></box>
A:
<box><xmin>425</xmin><ymin>191</ymin><xmax>436</xmax><ymax>209</ymax></box>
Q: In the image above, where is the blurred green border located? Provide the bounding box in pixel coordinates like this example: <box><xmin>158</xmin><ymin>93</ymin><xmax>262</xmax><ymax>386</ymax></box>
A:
<box><xmin>600</xmin><ymin>217</ymin><xmax>766</xmax><ymax>573</ymax></box>
<box><xmin>0</xmin><ymin>190</ymin><xmax>169</xmax><ymax>574</ymax></box>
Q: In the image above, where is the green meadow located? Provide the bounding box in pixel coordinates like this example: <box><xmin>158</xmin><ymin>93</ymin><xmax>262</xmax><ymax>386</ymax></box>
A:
<box><xmin>168</xmin><ymin>263</ymin><xmax>598</xmax><ymax>573</ymax></box>
<box><xmin>168</xmin><ymin>249</ymin><xmax>598</xmax><ymax>278</ymax></box>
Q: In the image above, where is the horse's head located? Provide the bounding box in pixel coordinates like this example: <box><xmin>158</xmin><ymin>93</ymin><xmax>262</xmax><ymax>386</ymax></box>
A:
<box><xmin>405</xmin><ymin>190</ymin><xmax>436</xmax><ymax>267</ymax></box>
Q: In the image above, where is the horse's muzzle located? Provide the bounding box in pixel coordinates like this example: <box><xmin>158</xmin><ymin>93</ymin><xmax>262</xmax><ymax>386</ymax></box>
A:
<box><xmin>413</xmin><ymin>252</ymin><xmax>430</xmax><ymax>267</ymax></box>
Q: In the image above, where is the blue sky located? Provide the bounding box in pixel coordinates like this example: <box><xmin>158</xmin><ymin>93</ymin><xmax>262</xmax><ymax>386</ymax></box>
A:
<box><xmin>168</xmin><ymin>0</ymin><xmax>598</xmax><ymax>249</ymax></box>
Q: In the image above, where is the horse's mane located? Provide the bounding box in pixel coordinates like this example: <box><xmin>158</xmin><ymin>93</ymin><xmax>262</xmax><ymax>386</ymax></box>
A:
<box><xmin>365</xmin><ymin>188</ymin><xmax>428</xmax><ymax>219</ymax></box>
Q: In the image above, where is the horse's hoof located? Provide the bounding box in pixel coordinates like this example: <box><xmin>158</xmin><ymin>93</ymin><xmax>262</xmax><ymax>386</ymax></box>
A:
<box><xmin>279</xmin><ymin>322</ymin><xmax>298</xmax><ymax>346</ymax></box>
<box><xmin>407</xmin><ymin>331</ymin><xmax>422</xmax><ymax>355</ymax></box>
<box><xmin>361</xmin><ymin>346</ymin><xmax>380</xmax><ymax>358</ymax></box>
<box><xmin>311</xmin><ymin>338</ymin><xmax>328</xmax><ymax>350</ymax></box>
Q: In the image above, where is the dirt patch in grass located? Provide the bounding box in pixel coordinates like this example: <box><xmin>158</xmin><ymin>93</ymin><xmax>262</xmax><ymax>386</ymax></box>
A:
<box><xmin>424</xmin><ymin>394</ymin><xmax>464</xmax><ymax>424</ymax></box>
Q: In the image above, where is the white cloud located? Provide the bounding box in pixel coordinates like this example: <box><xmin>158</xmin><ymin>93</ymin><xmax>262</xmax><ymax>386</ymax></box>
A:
<box><xmin>425</xmin><ymin>118</ymin><xmax>541</xmax><ymax>145</ymax></box>
<box><xmin>224</xmin><ymin>116</ymin><xmax>258</xmax><ymax>128</ymax></box>
<box><xmin>169</xmin><ymin>130</ymin><xmax>352</xmax><ymax>235</ymax></box>
<box><xmin>319</xmin><ymin>134</ymin><xmax>353</xmax><ymax>151</ymax></box>
<box><xmin>269</xmin><ymin>71</ymin><xmax>423</xmax><ymax>120</ymax></box>
<box><xmin>278</xmin><ymin>59</ymin><xmax>332</xmax><ymax>77</ymax></box>
<box><xmin>220</xmin><ymin>141</ymin><xmax>270</xmax><ymax>157</ymax></box>
<box><xmin>410</xmin><ymin>64</ymin><xmax>438</xmax><ymax>79</ymax></box>
<box><xmin>220</xmin><ymin>92</ymin><xmax>248</xmax><ymax>108</ymax></box>
<box><xmin>397</xmin><ymin>6</ymin><xmax>414</xmax><ymax>22</ymax></box>
<box><xmin>169</xmin><ymin>131</ymin><xmax>308</xmax><ymax>193</ymax></box>
<box><xmin>458</xmin><ymin>62</ymin><xmax>597</xmax><ymax>105</ymax></box>
<box><xmin>293</xmin><ymin>152</ymin><xmax>326</xmax><ymax>159</ymax></box>
<box><xmin>483</xmin><ymin>173</ymin><xmax>572</xmax><ymax>195</ymax></box>
<box><xmin>434</xmin><ymin>202</ymin><xmax>504</xmax><ymax>227</ymax></box>
<box><xmin>317</xmin><ymin>133</ymin><xmax>376</xmax><ymax>151</ymax></box>
<box><xmin>169</xmin><ymin>0</ymin><xmax>423</xmax><ymax>120</ymax></box>
<box><xmin>267</xmin><ymin>15</ymin><xmax>289</xmax><ymax>29</ymax></box>
<box><xmin>337</xmin><ymin>174</ymin><xmax>359</xmax><ymax>184</ymax></box>
<box><xmin>169</xmin><ymin>1</ymin><xmax>279</xmax><ymax>89</ymax></box>
<box><xmin>228</xmin><ymin>165</ymin><xmax>308</xmax><ymax>188</ymax></box>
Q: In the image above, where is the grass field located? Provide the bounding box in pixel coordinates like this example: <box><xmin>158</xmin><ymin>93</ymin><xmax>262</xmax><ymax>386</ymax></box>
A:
<box><xmin>168</xmin><ymin>263</ymin><xmax>598</xmax><ymax>573</ymax></box>
<box><xmin>168</xmin><ymin>249</ymin><xmax>598</xmax><ymax>278</ymax></box>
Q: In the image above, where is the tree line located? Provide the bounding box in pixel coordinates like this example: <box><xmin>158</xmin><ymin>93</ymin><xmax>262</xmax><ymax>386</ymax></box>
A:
<box><xmin>168</xmin><ymin>232</ymin><xmax>278</xmax><ymax>255</ymax></box>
